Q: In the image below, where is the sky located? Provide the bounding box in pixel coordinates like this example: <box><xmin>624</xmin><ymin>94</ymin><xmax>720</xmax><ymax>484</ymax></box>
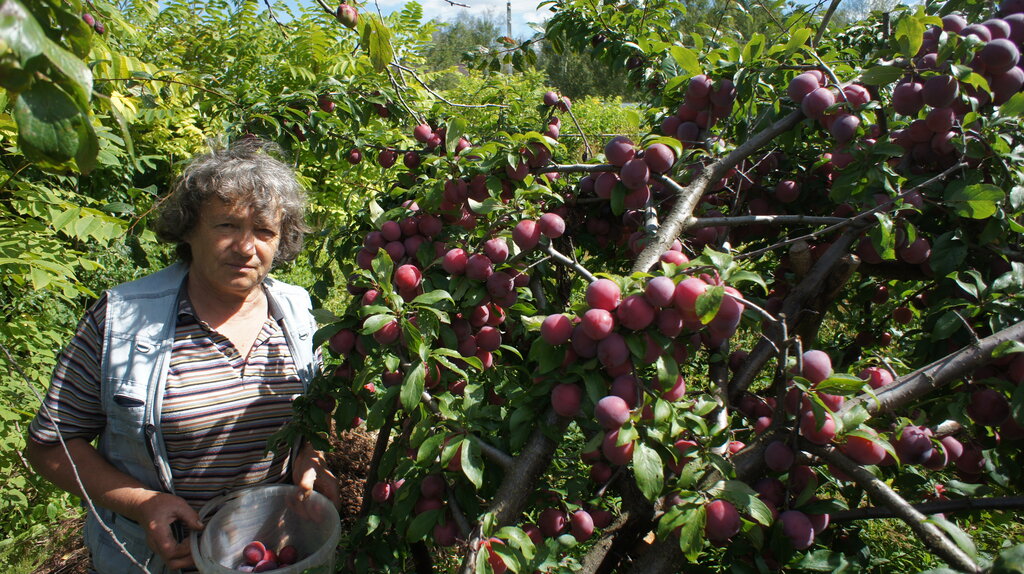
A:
<box><xmin>325</xmin><ymin>0</ymin><xmax>549</xmax><ymax>39</ymax></box>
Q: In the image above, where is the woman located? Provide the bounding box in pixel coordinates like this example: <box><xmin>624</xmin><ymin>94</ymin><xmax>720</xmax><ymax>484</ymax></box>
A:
<box><xmin>26</xmin><ymin>139</ymin><xmax>338</xmax><ymax>573</ymax></box>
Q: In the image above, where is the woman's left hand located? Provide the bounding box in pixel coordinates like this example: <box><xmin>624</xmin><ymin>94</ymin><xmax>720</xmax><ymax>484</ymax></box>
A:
<box><xmin>292</xmin><ymin>441</ymin><xmax>340</xmax><ymax>509</ymax></box>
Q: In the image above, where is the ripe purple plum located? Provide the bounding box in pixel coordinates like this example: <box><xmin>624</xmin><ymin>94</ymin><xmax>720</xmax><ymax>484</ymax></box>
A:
<box><xmin>620</xmin><ymin>158</ymin><xmax>650</xmax><ymax>190</ymax></box>
<box><xmin>894</xmin><ymin>425</ymin><xmax>934</xmax><ymax>465</ymax></box>
<box><xmin>922</xmin><ymin>75</ymin><xmax>959</xmax><ymax>108</ymax></box>
<box><xmin>643</xmin><ymin>143</ymin><xmax>676</xmax><ymax>173</ymax></box>
<box><xmin>570</xmin><ymin>510</ymin><xmax>595</xmax><ymax>541</ymax></box>
<box><xmin>967</xmin><ymin>388</ymin><xmax>1010</xmax><ymax>426</ymax></box>
<box><xmin>596</xmin><ymin>332</ymin><xmax>629</xmax><ymax>367</ymax></box>
<box><xmin>765</xmin><ymin>440</ymin><xmax>795</xmax><ymax>472</ymax></box>
<box><xmin>897</xmin><ymin>237</ymin><xmax>931</xmax><ymax>264</ymax></box>
<box><xmin>586</xmin><ymin>278</ymin><xmax>622</xmax><ymax>311</ymax></box>
<box><xmin>892</xmin><ymin>81</ymin><xmax>925</xmax><ymax>116</ymax></box>
<box><xmin>800</xmin><ymin>411</ymin><xmax>837</xmax><ymax>445</ymax></box>
<box><xmin>842</xmin><ymin>83</ymin><xmax>871</xmax><ymax>107</ymax></box>
<box><xmin>604</xmin><ymin>136</ymin><xmax>636</xmax><ymax>166</ymax></box>
<box><xmin>829</xmin><ymin>113</ymin><xmax>861</xmax><ymax>143</ymax></box>
<box><xmin>539</xmin><ymin>507</ymin><xmax>567</xmax><ymax>538</ymax></box>
<box><xmin>512</xmin><ymin>219</ymin><xmax>541</xmax><ymax>251</ymax></box>
<box><xmin>673</xmin><ymin>276</ymin><xmax>709</xmax><ymax>327</ymax></box>
<box><xmin>602</xmin><ymin>429</ymin><xmax>635</xmax><ymax>465</ymax></box>
<box><xmin>372</xmin><ymin>318</ymin><xmax>400</xmax><ymax>345</ymax></box>
<box><xmin>774</xmin><ymin>180</ymin><xmax>800</xmax><ymax>203</ymax></box>
<box><xmin>662</xmin><ymin>375</ymin><xmax>686</xmax><ymax>401</ymax></box>
<box><xmin>243</xmin><ymin>541</ymin><xmax>266</xmax><ymax>566</ymax></box>
<box><xmin>644</xmin><ymin>276</ymin><xmax>676</xmax><ymax>308</ymax></box>
<box><xmin>541</xmin><ymin>314</ymin><xmax>573</xmax><ymax>345</ymax></box>
<box><xmin>483</xmin><ymin>237</ymin><xmax>509</xmax><ymax>263</ymax></box>
<box><xmin>841</xmin><ymin>431</ymin><xmax>886</xmax><ymax>465</ymax></box>
<box><xmin>465</xmin><ymin>254</ymin><xmax>494</xmax><ymax>281</ymax></box>
<box><xmin>704</xmin><ymin>499</ymin><xmax>741</xmax><ymax>544</ymax></box>
<box><xmin>802</xmin><ymin>87</ymin><xmax>835</xmax><ymax>120</ymax></box>
<box><xmin>394</xmin><ymin>264</ymin><xmax>422</xmax><ymax>291</ymax></box>
<box><xmin>581</xmin><ymin>308</ymin><xmax>616</xmax><ymax>340</ymax></box>
<box><xmin>788</xmin><ymin>72</ymin><xmax>822</xmax><ymax>104</ymax></box>
<box><xmin>371</xmin><ymin>481</ymin><xmax>393</xmax><ymax>503</ymax></box>
<box><xmin>780</xmin><ymin>510</ymin><xmax>816</xmax><ymax>550</ymax></box>
<box><xmin>801</xmin><ymin>350</ymin><xmax>833</xmax><ymax>384</ymax></box>
<box><xmin>551</xmin><ymin>383</ymin><xmax>583</xmax><ymax>417</ymax></box>
<box><xmin>538</xmin><ymin>212</ymin><xmax>566</xmax><ymax>238</ymax></box>
<box><xmin>595</xmin><ymin>396</ymin><xmax>631</xmax><ymax>429</ymax></box>
<box><xmin>616</xmin><ymin>294</ymin><xmax>656</xmax><ymax>330</ymax></box>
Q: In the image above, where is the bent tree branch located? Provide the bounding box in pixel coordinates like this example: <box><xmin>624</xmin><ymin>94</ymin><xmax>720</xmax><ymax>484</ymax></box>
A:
<box><xmin>809</xmin><ymin>443</ymin><xmax>983</xmax><ymax>574</ymax></box>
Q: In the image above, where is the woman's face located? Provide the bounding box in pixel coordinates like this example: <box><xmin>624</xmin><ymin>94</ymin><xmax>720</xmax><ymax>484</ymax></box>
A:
<box><xmin>185</xmin><ymin>198</ymin><xmax>282</xmax><ymax>301</ymax></box>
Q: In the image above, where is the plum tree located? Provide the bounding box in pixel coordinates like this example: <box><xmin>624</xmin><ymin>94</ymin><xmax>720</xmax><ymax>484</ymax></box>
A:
<box><xmin>101</xmin><ymin>0</ymin><xmax>1024</xmax><ymax>571</ymax></box>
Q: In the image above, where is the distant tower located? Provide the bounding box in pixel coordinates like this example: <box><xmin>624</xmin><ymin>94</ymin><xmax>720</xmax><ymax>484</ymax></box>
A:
<box><xmin>504</xmin><ymin>0</ymin><xmax>513</xmax><ymax>74</ymax></box>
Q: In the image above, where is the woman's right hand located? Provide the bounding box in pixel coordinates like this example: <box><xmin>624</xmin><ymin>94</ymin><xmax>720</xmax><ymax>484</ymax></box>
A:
<box><xmin>135</xmin><ymin>492</ymin><xmax>205</xmax><ymax>570</ymax></box>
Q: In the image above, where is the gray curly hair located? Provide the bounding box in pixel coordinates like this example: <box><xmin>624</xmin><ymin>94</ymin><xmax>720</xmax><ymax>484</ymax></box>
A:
<box><xmin>154</xmin><ymin>138</ymin><xmax>309</xmax><ymax>265</ymax></box>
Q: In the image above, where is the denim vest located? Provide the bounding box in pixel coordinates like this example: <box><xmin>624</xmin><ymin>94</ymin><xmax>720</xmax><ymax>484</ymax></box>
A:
<box><xmin>83</xmin><ymin>262</ymin><xmax>317</xmax><ymax>573</ymax></box>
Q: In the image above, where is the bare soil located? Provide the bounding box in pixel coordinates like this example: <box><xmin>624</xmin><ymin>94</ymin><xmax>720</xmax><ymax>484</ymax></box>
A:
<box><xmin>32</xmin><ymin>428</ymin><xmax>375</xmax><ymax>574</ymax></box>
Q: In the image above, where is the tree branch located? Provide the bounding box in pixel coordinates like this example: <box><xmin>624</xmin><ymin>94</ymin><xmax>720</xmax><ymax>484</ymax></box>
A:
<box><xmin>457</xmin><ymin>411</ymin><xmax>568</xmax><ymax>573</ymax></box>
<box><xmin>543</xmin><ymin>241</ymin><xmax>597</xmax><ymax>282</ymax></box>
<box><xmin>808</xmin><ymin>443</ymin><xmax>983</xmax><ymax>574</ymax></box>
<box><xmin>687</xmin><ymin>214</ymin><xmax>846</xmax><ymax>228</ymax></box>
<box><xmin>632</xmin><ymin>109</ymin><xmax>805</xmax><ymax>273</ymax></box>
<box><xmin>389</xmin><ymin>63</ymin><xmax>509</xmax><ymax>109</ymax></box>
<box><xmin>832</xmin><ymin>496</ymin><xmax>1024</xmax><ymax>521</ymax></box>
<box><xmin>420</xmin><ymin>392</ymin><xmax>514</xmax><ymax>469</ymax></box>
<box><xmin>838</xmin><ymin>319</ymin><xmax>1024</xmax><ymax>418</ymax></box>
<box><xmin>728</xmin><ymin>226</ymin><xmax>864</xmax><ymax>401</ymax></box>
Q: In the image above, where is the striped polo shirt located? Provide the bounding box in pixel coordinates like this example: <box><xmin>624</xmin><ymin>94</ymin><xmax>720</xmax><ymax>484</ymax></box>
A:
<box><xmin>30</xmin><ymin>285</ymin><xmax>305</xmax><ymax>510</ymax></box>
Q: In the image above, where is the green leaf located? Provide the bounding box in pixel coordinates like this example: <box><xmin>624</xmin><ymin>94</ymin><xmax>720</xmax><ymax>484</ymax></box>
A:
<box><xmin>461</xmin><ymin>437</ymin><xmax>484</xmax><ymax>488</ymax></box>
<box><xmin>412</xmin><ymin>289</ymin><xmax>453</xmax><ymax>306</ymax></box>
<box><xmin>400</xmin><ymin>361</ymin><xmax>426</xmax><ymax>411</ymax></box>
<box><xmin>932</xmin><ymin>310</ymin><xmax>962</xmax><ymax>341</ymax></box>
<box><xmin>695</xmin><ymin>285</ymin><xmax>724</xmax><ymax>325</ymax></box>
<box><xmin>14</xmin><ymin>81</ymin><xmax>97</xmax><ymax>171</ymax></box>
<box><xmin>669</xmin><ymin>46</ymin><xmax>701</xmax><ymax>77</ymax></box>
<box><xmin>895</xmin><ymin>11</ymin><xmax>926</xmax><ymax>59</ymax></box>
<box><xmin>1011</xmin><ymin>382</ymin><xmax>1024</xmax><ymax>427</ymax></box>
<box><xmin>719</xmin><ymin>480</ymin><xmax>773</xmax><ymax>526</ymax></box>
<box><xmin>992</xmin><ymin>340</ymin><xmax>1024</xmax><ymax>358</ymax></box>
<box><xmin>999</xmin><ymin>92</ymin><xmax>1024</xmax><ymax>117</ymax></box>
<box><xmin>859</xmin><ymin>65</ymin><xmax>904</xmax><ymax>86</ymax></box>
<box><xmin>361</xmin><ymin>313</ymin><xmax>394</xmax><ymax>335</ymax></box>
<box><xmin>361</xmin><ymin>13</ymin><xmax>395</xmax><ymax>73</ymax></box>
<box><xmin>406</xmin><ymin>509</ymin><xmax>441</xmax><ymax>542</ymax></box>
<box><xmin>633</xmin><ymin>442</ymin><xmax>664</xmax><ymax>502</ymax></box>
<box><xmin>930</xmin><ymin>231</ymin><xmax>968</xmax><ymax>277</ymax></box>
<box><xmin>945</xmin><ymin>184</ymin><xmax>1004</xmax><ymax>219</ymax></box>
<box><xmin>656</xmin><ymin>353</ymin><xmax>679</xmax><ymax>390</ymax></box>
<box><xmin>780</xmin><ymin>28</ymin><xmax>812</xmax><ymax>57</ymax></box>
<box><xmin>925</xmin><ymin>515</ymin><xmax>977</xmax><ymax>558</ymax></box>
<box><xmin>814</xmin><ymin>373</ymin><xmax>869</xmax><ymax>395</ymax></box>
<box><xmin>416</xmin><ymin>432</ymin><xmax>446</xmax><ymax>464</ymax></box>
<box><xmin>676</xmin><ymin>505</ymin><xmax>706</xmax><ymax>561</ymax></box>
<box><xmin>445</xmin><ymin>117</ymin><xmax>466</xmax><ymax>156</ymax></box>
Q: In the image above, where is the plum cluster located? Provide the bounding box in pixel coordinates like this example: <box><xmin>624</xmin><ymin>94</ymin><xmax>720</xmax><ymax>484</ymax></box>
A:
<box><xmin>237</xmin><ymin>540</ymin><xmax>299</xmax><ymax>572</ymax></box>
<box><xmin>891</xmin><ymin>6</ymin><xmax>1024</xmax><ymax>172</ymax></box>
<box><xmin>660</xmin><ymin>74</ymin><xmax>738</xmax><ymax>149</ymax></box>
